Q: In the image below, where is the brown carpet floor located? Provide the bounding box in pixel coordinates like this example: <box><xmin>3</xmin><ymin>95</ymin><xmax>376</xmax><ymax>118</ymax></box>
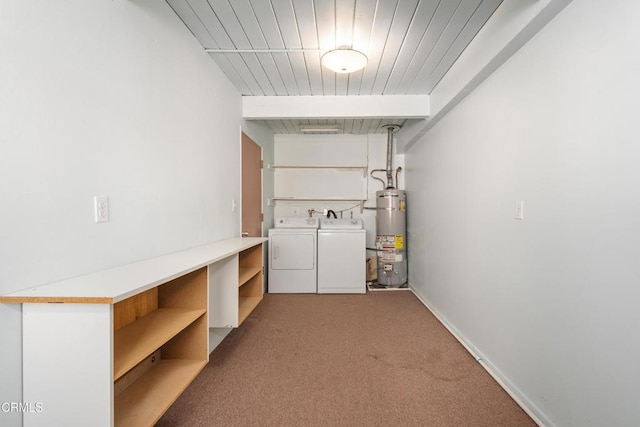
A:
<box><xmin>158</xmin><ymin>292</ymin><xmax>535</xmax><ymax>426</ymax></box>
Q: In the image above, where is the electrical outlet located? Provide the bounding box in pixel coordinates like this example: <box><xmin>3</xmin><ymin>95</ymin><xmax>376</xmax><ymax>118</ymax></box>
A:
<box><xmin>94</xmin><ymin>196</ymin><xmax>109</xmax><ymax>223</ymax></box>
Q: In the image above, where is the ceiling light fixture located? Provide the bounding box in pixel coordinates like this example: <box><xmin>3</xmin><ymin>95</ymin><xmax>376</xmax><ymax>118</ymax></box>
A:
<box><xmin>299</xmin><ymin>125</ymin><xmax>342</xmax><ymax>133</ymax></box>
<box><xmin>321</xmin><ymin>48</ymin><xmax>368</xmax><ymax>74</ymax></box>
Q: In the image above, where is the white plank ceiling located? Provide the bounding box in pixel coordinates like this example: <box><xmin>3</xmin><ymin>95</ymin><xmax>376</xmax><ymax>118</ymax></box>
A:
<box><xmin>166</xmin><ymin>0</ymin><xmax>503</xmax><ymax>134</ymax></box>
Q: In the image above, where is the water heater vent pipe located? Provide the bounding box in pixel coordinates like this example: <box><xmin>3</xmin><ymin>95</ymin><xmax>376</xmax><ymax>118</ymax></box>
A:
<box><xmin>382</xmin><ymin>124</ymin><xmax>400</xmax><ymax>189</ymax></box>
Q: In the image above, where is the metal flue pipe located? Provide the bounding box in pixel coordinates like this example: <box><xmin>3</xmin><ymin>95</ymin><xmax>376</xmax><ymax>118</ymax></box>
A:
<box><xmin>382</xmin><ymin>124</ymin><xmax>400</xmax><ymax>189</ymax></box>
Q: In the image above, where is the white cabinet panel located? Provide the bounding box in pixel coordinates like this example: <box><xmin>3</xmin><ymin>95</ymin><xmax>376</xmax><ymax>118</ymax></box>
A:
<box><xmin>23</xmin><ymin>304</ymin><xmax>112</xmax><ymax>427</ymax></box>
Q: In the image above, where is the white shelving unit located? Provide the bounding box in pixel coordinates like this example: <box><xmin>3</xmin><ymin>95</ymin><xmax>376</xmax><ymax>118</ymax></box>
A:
<box><xmin>271</xmin><ymin>165</ymin><xmax>368</xmax><ymax>213</ymax></box>
<box><xmin>268</xmin><ymin>164</ymin><xmax>367</xmax><ymax>177</ymax></box>
<box><xmin>0</xmin><ymin>237</ymin><xmax>266</xmax><ymax>427</ymax></box>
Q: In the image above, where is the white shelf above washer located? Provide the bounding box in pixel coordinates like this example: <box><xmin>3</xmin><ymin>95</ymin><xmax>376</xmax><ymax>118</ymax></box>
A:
<box><xmin>268</xmin><ymin>164</ymin><xmax>366</xmax><ymax>169</ymax></box>
<box><xmin>271</xmin><ymin>198</ymin><xmax>365</xmax><ymax>207</ymax></box>
<box><xmin>268</xmin><ymin>165</ymin><xmax>367</xmax><ymax>177</ymax></box>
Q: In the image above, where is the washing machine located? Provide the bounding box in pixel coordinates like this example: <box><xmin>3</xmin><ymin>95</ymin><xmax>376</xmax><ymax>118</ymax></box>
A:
<box><xmin>268</xmin><ymin>217</ymin><xmax>319</xmax><ymax>293</ymax></box>
<box><xmin>317</xmin><ymin>218</ymin><xmax>366</xmax><ymax>294</ymax></box>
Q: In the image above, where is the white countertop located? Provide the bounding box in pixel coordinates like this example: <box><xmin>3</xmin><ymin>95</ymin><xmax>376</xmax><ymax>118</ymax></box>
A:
<box><xmin>0</xmin><ymin>237</ymin><xmax>266</xmax><ymax>304</ymax></box>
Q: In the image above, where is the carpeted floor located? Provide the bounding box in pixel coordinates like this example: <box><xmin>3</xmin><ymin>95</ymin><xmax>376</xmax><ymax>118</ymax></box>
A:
<box><xmin>157</xmin><ymin>291</ymin><xmax>535</xmax><ymax>426</ymax></box>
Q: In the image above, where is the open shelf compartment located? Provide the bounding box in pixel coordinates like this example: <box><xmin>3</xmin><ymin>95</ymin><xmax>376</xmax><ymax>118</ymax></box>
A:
<box><xmin>113</xmin><ymin>267</ymin><xmax>208</xmax><ymax>426</ymax></box>
<box><xmin>113</xmin><ymin>307</ymin><xmax>205</xmax><ymax>380</ymax></box>
<box><xmin>114</xmin><ymin>358</ymin><xmax>206</xmax><ymax>426</ymax></box>
<box><xmin>238</xmin><ymin>244</ymin><xmax>263</xmax><ymax>325</ymax></box>
<box><xmin>239</xmin><ymin>266</ymin><xmax>261</xmax><ymax>287</ymax></box>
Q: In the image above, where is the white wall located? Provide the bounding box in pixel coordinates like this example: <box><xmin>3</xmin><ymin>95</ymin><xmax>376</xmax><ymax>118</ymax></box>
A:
<box><xmin>0</xmin><ymin>1</ymin><xmax>254</xmax><ymax>424</ymax></box>
<box><xmin>406</xmin><ymin>1</ymin><xmax>640</xmax><ymax>425</ymax></box>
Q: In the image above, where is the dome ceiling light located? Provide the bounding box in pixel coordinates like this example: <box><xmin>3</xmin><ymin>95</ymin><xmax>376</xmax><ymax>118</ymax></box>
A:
<box><xmin>321</xmin><ymin>48</ymin><xmax>368</xmax><ymax>74</ymax></box>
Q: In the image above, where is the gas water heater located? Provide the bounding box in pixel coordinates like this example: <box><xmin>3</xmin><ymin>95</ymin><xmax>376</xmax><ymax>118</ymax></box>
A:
<box><xmin>371</xmin><ymin>125</ymin><xmax>408</xmax><ymax>287</ymax></box>
<box><xmin>375</xmin><ymin>189</ymin><xmax>407</xmax><ymax>287</ymax></box>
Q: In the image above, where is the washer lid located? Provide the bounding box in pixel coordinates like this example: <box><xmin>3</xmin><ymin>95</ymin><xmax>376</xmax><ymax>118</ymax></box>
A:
<box><xmin>320</xmin><ymin>218</ymin><xmax>363</xmax><ymax>230</ymax></box>
<box><xmin>274</xmin><ymin>217</ymin><xmax>320</xmax><ymax>229</ymax></box>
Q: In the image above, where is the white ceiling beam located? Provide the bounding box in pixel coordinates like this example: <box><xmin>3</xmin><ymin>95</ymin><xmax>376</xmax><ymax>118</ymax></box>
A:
<box><xmin>242</xmin><ymin>95</ymin><xmax>429</xmax><ymax>120</ymax></box>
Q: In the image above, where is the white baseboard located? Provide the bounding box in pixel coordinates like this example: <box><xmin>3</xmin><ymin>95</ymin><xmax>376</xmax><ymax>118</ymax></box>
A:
<box><xmin>409</xmin><ymin>285</ymin><xmax>551</xmax><ymax>427</ymax></box>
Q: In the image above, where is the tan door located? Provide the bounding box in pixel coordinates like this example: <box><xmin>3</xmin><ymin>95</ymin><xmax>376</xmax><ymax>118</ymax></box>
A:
<box><xmin>241</xmin><ymin>133</ymin><xmax>262</xmax><ymax>237</ymax></box>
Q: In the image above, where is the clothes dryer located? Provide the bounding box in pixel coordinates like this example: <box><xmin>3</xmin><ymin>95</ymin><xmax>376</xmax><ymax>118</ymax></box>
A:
<box><xmin>268</xmin><ymin>218</ymin><xmax>319</xmax><ymax>293</ymax></box>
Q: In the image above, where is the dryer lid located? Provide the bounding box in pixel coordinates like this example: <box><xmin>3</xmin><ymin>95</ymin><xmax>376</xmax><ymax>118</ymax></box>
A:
<box><xmin>320</xmin><ymin>218</ymin><xmax>363</xmax><ymax>230</ymax></box>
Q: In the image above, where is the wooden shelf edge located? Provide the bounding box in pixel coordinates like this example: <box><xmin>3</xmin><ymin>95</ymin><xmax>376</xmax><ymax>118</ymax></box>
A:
<box><xmin>114</xmin><ymin>308</ymin><xmax>206</xmax><ymax>380</ymax></box>
<box><xmin>238</xmin><ymin>296</ymin><xmax>262</xmax><ymax>325</ymax></box>
<box><xmin>114</xmin><ymin>359</ymin><xmax>206</xmax><ymax>427</ymax></box>
<box><xmin>0</xmin><ymin>296</ymin><xmax>113</xmax><ymax>304</ymax></box>
<box><xmin>238</xmin><ymin>266</ymin><xmax>261</xmax><ymax>287</ymax></box>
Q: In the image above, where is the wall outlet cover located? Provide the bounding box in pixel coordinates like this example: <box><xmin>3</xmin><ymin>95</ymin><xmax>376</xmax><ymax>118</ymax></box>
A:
<box><xmin>94</xmin><ymin>196</ymin><xmax>109</xmax><ymax>223</ymax></box>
